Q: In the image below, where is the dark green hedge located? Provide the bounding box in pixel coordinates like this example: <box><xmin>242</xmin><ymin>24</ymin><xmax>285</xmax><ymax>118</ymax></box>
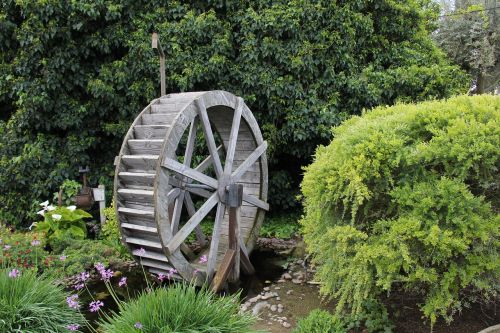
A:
<box><xmin>0</xmin><ymin>0</ymin><xmax>468</xmax><ymax>226</ymax></box>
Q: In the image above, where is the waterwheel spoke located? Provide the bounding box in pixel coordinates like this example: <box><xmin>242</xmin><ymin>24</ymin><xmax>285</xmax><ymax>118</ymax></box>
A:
<box><xmin>170</xmin><ymin>191</ymin><xmax>185</xmax><ymax>234</ymax></box>
<box><xmin>194</xmin><ymin>145</ymin><xmax>223</xmax><ymax>173</ymax></box>
<box><xmin>183</xmin><ymin>117</ymin><xmax>199</xmax><ymax>167</ymax></box>
<box><xmin>242</xmin><ymin>193</ymin><xmax>269</xmax><ymax>211</ymax></box>
<box><xmin>163</xmin><ymin>157</ymin><xmax>217</xmax><ymax>188</ymax></box>
<box><xmin>224</xmin><ymin>97</ymin><xmax>243</xmax><ymax>174</ymax></box>
<box><xmin>207</xmin><ymin>202</ymin><xmax>226</xmax><ymax>279</ymax></box>
<box><xmin>166</xmin><ymin>192</ymin><xmax>218</xmax><ymax>253</ymax></box>
<box><xmin>196</xmin><ymin>98</ymin><xmax>224</xmax><ymax>179</ymax></box>
<box><xmin>166</xmin><ymin>188</ymin><xmax>181</xmax><ymax>203</ymax></box>
<box><xmin>184</xmin><ymin>192</ymin><xmax>207</xmax><ymax>246</ymax></box>
<box><xmin>231</xmin><ymin>141</ymin><xmax>268</xmax><ymax>182</ymax></box>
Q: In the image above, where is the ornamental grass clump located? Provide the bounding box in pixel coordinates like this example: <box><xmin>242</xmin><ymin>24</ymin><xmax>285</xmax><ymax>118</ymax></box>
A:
<box><xmin>100</xmin><ymin>283</ymin><xmax>257</xmax><ymax>332</ymax></box>
<box><xmin>301</xmin><ymin>95</ymin><xmax>500</xmax><ymax>326</ymax></box>
<box><xmin>0</xmin><ymin>269</ymin><xmax>86</xmax><ymax>332</ymax></box>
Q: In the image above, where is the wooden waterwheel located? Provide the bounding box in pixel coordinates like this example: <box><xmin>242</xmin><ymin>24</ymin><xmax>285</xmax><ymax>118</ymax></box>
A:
<box><xmin>114</xmin><ymin>90</ymin><xmax>269</xmax><ymax>285</ymax></box>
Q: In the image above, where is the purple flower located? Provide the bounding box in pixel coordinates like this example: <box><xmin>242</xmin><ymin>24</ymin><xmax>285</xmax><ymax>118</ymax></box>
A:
<box><xmin>66</xmin><ymin>295</ymin><xmax>79</xmax><ymax>309</ymax></box>
<box><xmin>94</xmin><ymin>262</ymin><xmax>105</xmax><ymax>272</ymax></box>
<box><xmin>133</xmin><ymin>247</ymin><xmax>146</xmax><ymax>257</ymax></box>
<box><xmin>31</xmin><ymin>239</ymin><xmax>41</xmax><ymax>246</ymax></box>
<box><xmin>77</xmin><ymin>271</ymin><xmax>90</xmax><ymax>283</ymax></box>
<box><xmin>3</xmin><ymin>245</ymin><xmax>11</xmax><ymax>251</ymax></box>
<box><xmin>118</xmin><ymin>277</ymin><xmax>127</xmax><ymax>287</ymax></box>
<box><xmin>166</xmin><ymin>268</ymin><xmax>178</xmax><ymax>280</ymax></box>
<box><xmin>8</xmin><ymin>269</ymin><xmax>20</xmax><ymax>278</ymax></box>
<box><xmin>199</xmin><ymin>255</ymin><xmax>208</xmax><ymax>264</ymax></box>
<box><xmin>59</xmin><ymin>255</ymin><xmax>67</xmax><ymax>261</ymax></box>
<box><xmin>134</xmin><ymin>322</ymin><xmax>143</xmax><ymax>329</ymax></box>
<box><xmin>74</xmin><ymin>283</ymin><xmax>85</xmax><ymax>291</ymax></box>
<box><xmin>66</xmin><ymin>324</ymin><xmax>80</xmax><ymax>331</ymax></box>
<box><xmin>157</xmin><ymin>273</ymin><xmax>166</xmax><ymax>282</ymax></box>
<box><xmin>100</xmin><ymin>269</ymin><xmax>114</xmax><ymax>282</ymax></box>
<box><xmin>89</xmin><ymin>300</ymin><xmax>104</xmax><ymax>312</ymax></box>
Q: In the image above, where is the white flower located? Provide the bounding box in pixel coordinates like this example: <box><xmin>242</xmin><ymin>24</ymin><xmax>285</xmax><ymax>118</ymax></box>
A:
<box><xmin>67</xmin><ymin>205</ymin><xmax>76</xmax><ymax>212</ymax></box>
<box><xmin>29</xmin><ymin>222</ymin><xmax>38</xmax><ymax>230</ymax></box>
<box><xmin>52</xmin><ymin>214</ymin><xmax>62</xmax><ymax>220</ymax></box>
<box><xmin>46</xmin><ymin>205</ymin><xmax>56</xmax><ymax>211</ymax></box>
<box><xmin>40</xmin><ymin>200</ymin><xmax>49</xmax><ymax>207</ymax></box>
<box><xmin>37</xmin><ymin>209</ymin><xmax>45</xmax><ymax>216</ymax></box>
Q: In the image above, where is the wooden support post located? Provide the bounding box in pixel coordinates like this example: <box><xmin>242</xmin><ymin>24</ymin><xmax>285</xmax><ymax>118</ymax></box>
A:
<box><xmin>210</xmin><ymin>249</ymin><xmax>236</xmax><ymax>293</ymax></box>
<box><xmin>93</xmin><ymin>185</ymin><xmax>106</xmax><ymax>225</ymax></box>
<box><xmin>152</xmin><ymin>33</ymin><xmax>166</xmax><ymax>97</ymax></box>
<box><xmin>226</xmin><ymin>184</ymin><xmax>243</xmax><ymax>282</ymax></box>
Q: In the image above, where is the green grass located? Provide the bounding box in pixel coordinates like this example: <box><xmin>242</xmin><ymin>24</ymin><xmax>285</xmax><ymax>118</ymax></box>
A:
<box><xmin>100</xmin><ymin>284</ymin><xmax>258</xmax><ymax>332</ymax></box>
<box><xmin>0</xmin><ymin>268</ymin><xmax>86</xmax><ymax>332</ymax></box>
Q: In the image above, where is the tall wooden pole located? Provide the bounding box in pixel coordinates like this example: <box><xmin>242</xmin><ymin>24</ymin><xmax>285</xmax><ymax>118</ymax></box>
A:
<box><xmin>152</xmin><ymin>33</ymin><xmax>166</xmax><ymax>97</ymax></box>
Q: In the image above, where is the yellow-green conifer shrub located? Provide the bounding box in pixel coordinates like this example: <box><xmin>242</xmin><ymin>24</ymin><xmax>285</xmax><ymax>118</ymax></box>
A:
<box><xmin>301</xmin><ymin>95</ymin><xmax>499</xmax><ymax>325</ymax></box>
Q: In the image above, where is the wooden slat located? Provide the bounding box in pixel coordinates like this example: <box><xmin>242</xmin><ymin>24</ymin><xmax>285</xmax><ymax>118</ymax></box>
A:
<box><xmin>121</xmin><ymin>223</ymin><xmax>157</xmax><ymax>233</ymax></box>
<box><xmin>126</xmin><ymin>237</ymin><xmax>162</xmax><ymax>249</ymax></box>
<box><xmin>141</xmin><ymin>258</ymin><xmax>174</xmax><ymax>271</ymax></box>
<box><xmin>117</xmin><ymin>189</ymin><xmax>153</xmax><ymax>203</ymax></box>
<box><xmin>135</xmin><ymin>249</ymin><xmax>169</xmax><ymax>262</ymax></box>
<box><xmin>194</xmin><ymin>145</ymin><xmax>223</xmax><ymax>172</ymax></box>
<box><xmin>134</xmin><ymin>125</ymin><xmax>170</xmax><ymax>139</ymax></box>
<box><xmin>184</xmin><ymin>192</ymin><xmax>207</xmax><ymax>247</ymax></box>
<box><xmin>128</xmin><ymin>139</ymin><xmax>164</xmax><ymax>155</ymax></box>
<box><xmin>118</xmin><ymin>207</ymin><xmax>154</xmax><ymax>218</ymax></box>
<box><xmin>121</xmin><ymin>155</ymin><xmax>159</xmax><ymax>171</ymax></box>
<box><xmin>166</xmin><ymin>192</ymin><xmax>219</xmax><ymax>253</ymax></box>
<box><xmin>141</xmin><ymin>113</ymin><xmax>177</xmax><ymax>125</ymax></box>
<box><xmin>118</xmin><ymin>172</ymin><xmax>155</xmax><ymax>187</ymax></box>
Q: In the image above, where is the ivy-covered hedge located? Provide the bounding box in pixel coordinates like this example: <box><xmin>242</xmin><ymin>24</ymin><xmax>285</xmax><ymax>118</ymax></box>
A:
<box><xmin>301</xmin><ymin>95</ymin><xmax>499</xmax><ymax>325</ymax></box>
<box><xmin>0</xmin><ymin>0</ymin><xmax>468</xmax><ymax>226</ymax></box>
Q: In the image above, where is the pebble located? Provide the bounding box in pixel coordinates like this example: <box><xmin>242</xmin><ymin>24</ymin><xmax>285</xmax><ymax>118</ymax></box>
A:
<box><xmin>282</xmin><ymin>273</ymin><xmax>292</xmax><ymax>280</ymax></box>
<box><xmin>252</xmin><ymin>301</ymin><xmax>269</xmax><ymax>316</ymax></box>
<box><xmin>292</xmin><ymin>278</ymin><xmax>303</xmax><ymax>284</ymax></box>
<box><xmin>263</xmin><ymin>287</ymin><xmax>270</xmax><ymax>291</ymax></box>
<box><xmin>248</xmin><ymin>295</ymin><xmax>261</xmax><ymax>303</ymax></box>
<box><xmin>286</xmin><ymin>290</ymin><xmax>293</xmax><ymax>295</ymax></box>
<box><xmin>270</xmin><ymin>305</ymin><xmax>277</xmax><ymax>312</ymax></box>
<box><xmin>282</xmin><ymin>322</ymin><xmax>291</xmax><ymax>328</ymax></box>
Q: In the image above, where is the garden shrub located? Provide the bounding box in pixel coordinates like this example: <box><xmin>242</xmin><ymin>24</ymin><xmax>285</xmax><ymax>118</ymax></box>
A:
<box><xmin>0</xmin><ymin>0</ymin><xmax>469</xmax><ymax>227</ymax></box>
<box><xmin>100</xmin><ymin>284</ymin><xmax>256</xmax><ymax>332</ymax></box>
<box><xmin>301</xmin><ymin>95</ymin><xmax>500</xmax><ymax>325</ymax></box>
<box><xmin>294</xmin><ymin>300</ymin><xmax>393</xmax><ymax>333</ymax></box>
<box><xmin>0</xmin><ymin>269</ymin><xmax>86</xmax><ymax>332</ymax></box>
<box><xmin>49</xmin><ymin>238</ymin><xmax>125</xmax><ymax>278</ymax></box>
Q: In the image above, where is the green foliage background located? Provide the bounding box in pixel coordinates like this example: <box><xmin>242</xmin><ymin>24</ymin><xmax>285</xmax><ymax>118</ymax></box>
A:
<box><xmin>0</xmin><ymin>0</ymin><xmax>468</xmax><ymax>226</ymax></box>
<box><xmin>300</xmin><ymin>95</ymin><xmax>499</xmax><ymax>325</ymax></box>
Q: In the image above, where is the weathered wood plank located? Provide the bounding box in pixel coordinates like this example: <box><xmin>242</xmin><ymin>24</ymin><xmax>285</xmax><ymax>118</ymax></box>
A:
<box><xmin>118</xmin><ymin>172</ymin><xmax>155</xmax><ymax>187</ymax></box>
<box><xmin>126</xmin><ymin>237</ymin><xmax>162</xmax><ymax>249</ymax></box>
<box><xmin>117</xmin><ymin>189</ymin><xmax>153</xmax><ymax>203</ymax></box>
<box><xmin>166</xmin><ymin>192</ymin><xmax>218</xmax><ymax>253</ymax></box>
<box><xmin>141</xmin><ymin>113</ymin><xmax>177</xmax><ymax>125</ymax></box>
<box><xmin>232</xmin><ymin>141</ymin><xmax>267</xmax><ymax>181</ymax></box>
<box><xmin>128</xmin><ymin>139</ymin><xmax>164</xmax><ymax>155</ymax></box>
<box><xmin>121</xmin><ymin>155</ymin><xmax>159</xmax><ymax>171</ymax></box>
<box><xmin>207</xmin><ymin>202</ymin><xmax>226</xmax><ymax>279</ymax></box>
<box><xmin>210</xmin><ymin>249</ymin><xmax>235</xmax><ymax>293</ymax></box>
<box><xmin>118</xmin><ymin>207</ymin><xmax>154</xmax><ymax>219</ymax></box>
<box><xmin>134</xmin><ymin>125</ymin><xmax>170</xmax><ymax>139</ymax></box>
<box><xmin>184</xmin><ymin>192</ymin><xmax>207</xmax><ymax>247</ymax></box>
<box><xmin>163</xmin><ymin>157</ymin><xmax>217</xmax><ymax>188</ymax></box>
<box><xmin>196</xmin><ymin>98</ymin><xmax>223</xmax><ymax>178</ymax></box>
<box><xmin>121</xmin><ymin>223</ymin><xmax>157</xmax><ymax>233</ymax></box>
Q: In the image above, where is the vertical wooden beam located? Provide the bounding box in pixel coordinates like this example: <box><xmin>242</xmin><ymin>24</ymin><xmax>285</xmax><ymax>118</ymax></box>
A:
<box><xmin>152</xmin><ymin>33</ymin><xmax>166</xmax><ymax>97</ymax></box>
<box><xmin>228</xmin><ymin>206</ymin><xmax>240</xmax><ymax>281</ymax></box>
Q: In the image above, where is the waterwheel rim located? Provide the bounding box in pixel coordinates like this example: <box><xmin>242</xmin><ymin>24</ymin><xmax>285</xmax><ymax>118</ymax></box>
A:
<box><xmin>114</xmin><ymin>91</ymin><xmax>268</xmax><ymax>284</ymax></box>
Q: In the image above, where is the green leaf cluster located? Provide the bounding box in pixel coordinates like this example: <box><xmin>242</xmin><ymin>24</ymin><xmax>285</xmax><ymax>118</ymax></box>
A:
<box><xmin>0</xmin><ymin>0</ymin><xmax>469</xmax><ymax>227</ymax></box>
<box><xmin>35</xmin><ymin>206</ymin><xmax>91</xmax><ymax>245</ymax></box>
<box><xmin>300</xmin><ymin>95</ymin><xmax>500</xmax><ymax>325</ymax></box>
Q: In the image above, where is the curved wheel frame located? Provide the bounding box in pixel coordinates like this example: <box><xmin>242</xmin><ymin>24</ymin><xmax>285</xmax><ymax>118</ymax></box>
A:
<box><xmin>114</xmin><ymin>91</ymin><xmax>268</xmax><ymax>284</ymax></box>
